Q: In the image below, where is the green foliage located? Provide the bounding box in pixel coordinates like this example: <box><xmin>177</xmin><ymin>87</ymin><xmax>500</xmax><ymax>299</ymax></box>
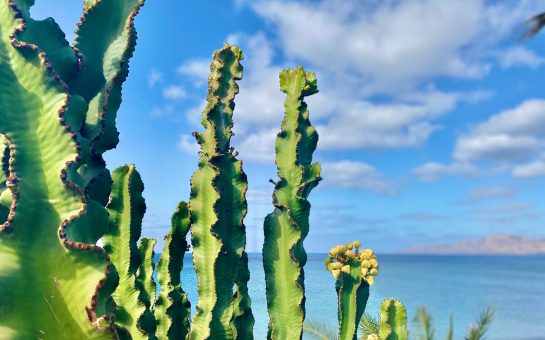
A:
<box><xmin>378</xmin><ymin>299</ymin><xmax>408</xmax><ymax>340</ymax></box>
<box><xmin>413</xmin><ymin>307</ymin><xmax>435</xmax><ymax>340</ymax></box>
<box><xmin>359</xmin><ymin>313</ymin><xmax>380</xmax><ymax>339</ymax></box>
<box><xmin>263</xmin><ymin>66</ymin><xmax>321</xmax><ymax>340</ymax></box>
<box><xmin>413</xmin><ymin>306</ymin><xmax>494</xmax><ymax>340</ymax></box>
<box><xmin>465</xmin><ymin>307</ymin><xmax>494</xmax><ymax>340</ymax></box>
<box><xmin>188</xmin><ymin>43</ymin><xmax>254</xmax><ymax>340</ymax></box>
<box><xmin>154</xmin><ymin>202</ymin><xmax>192</xmax><ymax>339</ymax></box>
<box><xmin>325</xmin><ymin>242</ymin><xmax>379</xmax><ymax>340</ymax></box>
<box><xmin>305</xmin><ymin>320</ymin><xmax>339</xmax><ymax>340</ymax></box>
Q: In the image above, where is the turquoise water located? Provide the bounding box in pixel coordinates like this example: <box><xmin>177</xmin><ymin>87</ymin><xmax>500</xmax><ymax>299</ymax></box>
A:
<box><xmin>178</xmin><ymin>254</ymin><xmax>545</xmax><ymax>339</ymax></box>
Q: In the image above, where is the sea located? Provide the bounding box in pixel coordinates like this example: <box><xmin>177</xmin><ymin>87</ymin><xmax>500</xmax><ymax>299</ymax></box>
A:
<box><xmin>176</xmin><ymin>254</ymin><xmax>545</xmax><ymax>339</ymax></box>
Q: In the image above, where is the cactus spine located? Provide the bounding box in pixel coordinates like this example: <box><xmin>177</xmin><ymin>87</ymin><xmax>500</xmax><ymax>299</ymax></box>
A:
<box><xmin>263</xmin><ymin>67</ymin><xmax>321</xmax><ymax>339</ymax></box>
<box><xmin>326</xmin><ymin>242</ymin><xmax>379</xmax><ymax>340</ymax></box>
<box><xmin>154</xmin><ymin>201</ymin><xmax>192</xmax><ymax>339</ymax></box>
<box><xmin>189</xmin><ymin>43</ymin><xmax>254</xmax><ymax>339</ymax></box>
<box><xmin>378</xmin><ymin>299</ymin><xmax>408</xmax><ymax>340</ymax></box>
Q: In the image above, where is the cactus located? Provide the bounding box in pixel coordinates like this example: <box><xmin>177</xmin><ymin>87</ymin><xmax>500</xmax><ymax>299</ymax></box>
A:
<box><xmin>325</xmin><ymin>242</ymin><xmax>379</xmax><ymax>340</ymax></box>
<box><xmin>188</xmin><ymin>43</ymin><xmax>254</xmax><ymax>339</ymax></box>
<box><xmin>262</xmin><ymin>66</ymin><xmax>321</xmax><ymax>339</ymax></box>
<box><xmin>154</xmin><ymin>201</ymin><xmax>192</xmax><ymax>339</ymax></box>
<box><xmin>102</xmin><ymin>165</ymin><xmax>156</xmax><ymax>339</ymax></box>
<box><xmin>104</xmin><ymin>164</ymin><xmax>195</xmax><ymax>340</ymax></box>
<box><xmin>378</xmin><ymin>299</ymin><xmax>408</xmax><ymax>340</ymax></box>
<box><xmin>0</xmin><ymin>0</ymin><xmax>144</xmax><ymax>336</ymax></box>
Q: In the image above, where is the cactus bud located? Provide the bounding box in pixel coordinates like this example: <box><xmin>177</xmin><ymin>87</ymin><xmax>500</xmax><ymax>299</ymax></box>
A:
<box><xmin>332</xmin><ymin>269</ymin><xmax>341</xmax><ymax>279</ymax></box>
<box><xmin>366</xmin><ymin>276</ymin><xmax>375</xmax><ymax>285</ymax></box>
<box><xmin>327</xmin><ymin>263</ymin><xmax>336</xmax><ymax>271</ymax></box>
<box><xmin>361</xmin><ymin>268</ymin><xmax>369</xmax><ymax>277</ymax></box>
<box><xmin>341</xmin><ymin>265</ymin><xmax>350</xmax><ymax>274</ymax></box>
<box><xmin>361</xmin><ymin>260</ymin><xmax>371</xmax><ymax>268</ymax></box>
<box><xmin>345</xmin><ymin>242</ymin><xmax>353</xmax><ymax>249</ymax></box>
<box><xmin>353</xmin><ymin>240</ymin><xmax>361</xmax><ymax>249</ymax></box>
<box><xmin>324</xmin><ymin>257</ymin><xmax>332</xmax><ymax>268</ymax></box>
<box><xmin>362</xmin><ymin>249</ymin><xmax>374</xmax><ymax>259</ymax></box>
<box><xmin>369</xmin><ymin>258</ymin><xmax>378</xmax><ymax>268</ymax></box>
<box><xmin>370</xmin><ymin>268</ymin><xmax>378</xmax><ymax>276</ymax></box>
<box><xmin>333</xmin><ymin>262</ymin><xmax>342</xmax><ymax>270</ymax></box>
<box><xmin>345</xmin><ymin>250</ymin><xmax>355</xmax><ymax>258</ymax></box>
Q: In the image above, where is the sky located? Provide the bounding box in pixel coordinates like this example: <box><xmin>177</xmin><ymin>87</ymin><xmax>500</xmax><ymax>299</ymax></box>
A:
<box><xmin>31</xmin><ymin>0</ymin><xmax>545</xmax><ymax>252</ymax></box>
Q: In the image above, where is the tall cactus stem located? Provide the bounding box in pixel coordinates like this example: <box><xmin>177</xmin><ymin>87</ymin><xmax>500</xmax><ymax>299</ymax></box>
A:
<box><xmin>263</xmin><ymin>67</ymin><xmax>321</xmax><ymax>339</ymax></box>
<box><xmin>154</xmin><ymin>201</ymin><xmax>192</xmax><ymax>339</ymax></box>
<box><xmin>189</xmin><ymin>43</ymin><xmax>254</xmax><ymax>339</ymax></box>
<box><xmin>102</xmin><ymin>165</ymin><xmax>156</xmax><ymax>339</ymax></box>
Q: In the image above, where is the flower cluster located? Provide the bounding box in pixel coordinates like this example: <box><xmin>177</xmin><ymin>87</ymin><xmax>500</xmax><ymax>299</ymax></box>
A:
<box><xmin>324</xmin><ymin>241</ymin><xmax>379</xmax><ymax>285</ymax></box>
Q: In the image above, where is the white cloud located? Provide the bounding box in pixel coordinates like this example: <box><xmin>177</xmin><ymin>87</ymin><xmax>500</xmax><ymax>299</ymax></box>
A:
<box><xmin>455</xmin><ymin>134</ymin><xmax>541</xmax><ymax>162</ymax></box>
<box><xmin>177</xmin><ymin>60</ymin><xmax>210</xmax><ymax>87</ymax></box>
<box><xmin>249</xmin><ymin>0</ymin><xmax>490</xmax><ymax>93</ymax></box>
<box><xmin>321</xmin><ymin>160</ymin><xmax>395</xmax><ymax>195</ymax></box>
<box><xmin>472</xmin><ymin>202</ymin><xmax>538</xmax><ymax>225</ymax></box>
<box><xmin>413</xmin><ymin>162</ymin><xmax>479</xmax><ymax>181</ymax></box>
<box><xmin>235</xmin><ymin>128</ymin><xmax>277</xmax><ymax>164</ymax></box>
<box><xmin>513</xmin><ymin>160</ymin><xmax>545</xmax><ymax>178</ymax></box>
<box><xmin>178</xmin><ymin>135</ymin><xmax>199</xmax><ymax>155</ymax></box>
<box><xmin>499</xmin><ymin>46</ymin><xmax>545</xmax><ymax>69</ymax></box>
<box><xmin>461</xmin><ymin>186</ymin><xmax>514</xmax><ymax>204</ymax></box>
<box><xmin>245</xmin><ymin>0</ymin><xmax>543</xmax><ymax>94</ymax></box>
<box><xmin>150</xmin><ymin>104</ymin><xmax>174</xmax><ymax>118</ymax></box>
<box><xmin>147</xmin><ymin>69</ymin><xmax>162</xmax><ymax>88</ymax></box>
<box><xmin>454</xmin><ymin>99</ymin><xmax>545</xmax><ymax>163</ymax></box>
<box><xmin>162</xmin><ymin>85</ymin><xmax>187</xmax><ymax>101</ymax></box>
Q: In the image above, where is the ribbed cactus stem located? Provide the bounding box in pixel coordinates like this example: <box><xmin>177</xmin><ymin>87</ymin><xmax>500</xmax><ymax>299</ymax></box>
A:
<box><xmin>189</xmin><ymin>43</ymin><xmax>254</xmax><ymax>339</ymax></box>
<box><xmin>0</xmin><ymin>1</ymin><xmax>116</xmax><ymax>337</ymax></box>
<box><xmin>263</xmin><ymin>67</ymin><xmax>321</xmax><ymax>339</ymax></box>
<box><xmin>138</xmin><ymin>238</ymin><xmax>157</xmax><ymax>307</ymax></box>
<box><xmin>379</xmin><ymin>299</ymin><xmax>408</xmax><ymax>340</ymax></box>
<box><xmin>103</xmin><ymin>165</ymin><xmax>156</xmax><ymax>339</ymax></box>
<box><xmin>154</xmin><ymin>201</ymin><xmax>192</xmax><ymax>339</ymax></box>
<box><xmin>326</xmin><ymin>242</ymin><xmax>379</xmax><ymax>340</ymax></box>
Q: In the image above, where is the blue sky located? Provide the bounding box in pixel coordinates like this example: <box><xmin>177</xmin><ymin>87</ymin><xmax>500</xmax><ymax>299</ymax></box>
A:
<box><xmin>32</xmin><ymin>0</ymin><xmax>545</xmax><ymax>252</ymax></box>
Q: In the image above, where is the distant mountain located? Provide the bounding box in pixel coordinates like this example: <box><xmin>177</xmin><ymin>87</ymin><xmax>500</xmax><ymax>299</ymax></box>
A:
<box><xmin>403</xmin><ymin>233</ymin><xmax>545</xmax><ymax>255</ymax></box>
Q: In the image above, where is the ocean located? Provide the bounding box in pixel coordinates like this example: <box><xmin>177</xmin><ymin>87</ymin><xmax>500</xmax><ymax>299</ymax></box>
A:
<box><xmin>177</xmin><ymin>254</ymin><xmax>545</xmax><ymax>339</ymax></box>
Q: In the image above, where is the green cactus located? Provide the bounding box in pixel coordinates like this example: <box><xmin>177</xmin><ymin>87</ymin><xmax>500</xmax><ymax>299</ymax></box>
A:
<box><xmin>138</xmin><ymin>238</ymin><xmax>158</xmax><ymax>304</ymax></box>
<box><xmin>378</xmin><ymin>299</ymin><xmax>408</xmax><ymax>340</ymax></box>
<box><xmin>325</xmin><ymin>242</ymin><xmax>379</xmax><ymax>340</ymax></box>
<box><xmin>0</xmin><ymin>0</ymin><xmax>140</xmax><ymax>336</ymax></box>
<box><xmin>188</xmin><ymin>43</ymin><xmax>254</xmax><ymax>339</ymax></box>
<box><xmin>154</xmin><ymin>201</ymin><xmax>192</xmax><ymax>340</ymax></box>
<box><xmin>262</xmin><ymin>66</ymin><xmax>321</xmax><ymax>339</ymax></box>
<box><xmin>103</xmin><ymin>165</ymin><xmax>156</xmax><ymax>339</ymax></box>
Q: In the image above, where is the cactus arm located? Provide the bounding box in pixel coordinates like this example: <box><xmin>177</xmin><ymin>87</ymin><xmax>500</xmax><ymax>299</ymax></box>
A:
<box><xmin>0</xmin><ymin>1</ymin><xmax>115</xmax><ymax>337</ymax></box>
<box><xmin>232</xmin><ymin>252</ymin><xmax>255</xmax><ymax>338</ymax></box>
<box><xmin>137</xmin><ymin>237</ymin><xmax>158</xmax><ymax>336</ymax></box>
<box><xmin>103</xmin><ymin>165</ymin><xmax>156</xmax><ymax>339</ymax></box>
<box><xmin>378</xmin><ymin>299</ymin><xmax>408</xmax><ymax>340</ymax></box>
<box><xmin>17</xmin><ymin>15</ymin><xmax>78</xmax><ymax>84</ymax></box>
<box><xmin>0</xmin><ymin>136</ymin><xmax>10</xmax><ymax>222</ymax></box>
<box><xmin>155</xmin><ymin>201</ymin><xmax>192</xmax><ymax>339</ymax></box>
<box><xmin>189</xmin><ymin>44</ymin><xmax>253</xmax><ymax>339</ymax></box>
<box><xmin>262</xmin><ymin>67</ymin><xmax>321</xmax><ymax>340</ymax></box>
<box><xmin>138</xmin><ymin>237</ymin><xmax>157</xmax><ymax>304</ymax></box>
<box><xmin>71</xmin><ymin>0</ymin><xmax>143</xmax><ymax>155</ymax></box>
<box><xmin>326</xmin><ymin>243</ymin><xmax>379</xmax><ymax>340</ymax></box>
<box><xmin>337</xmin><ymin>262</ymin><xmax>369</xmax><ymax>340</ymax></box>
